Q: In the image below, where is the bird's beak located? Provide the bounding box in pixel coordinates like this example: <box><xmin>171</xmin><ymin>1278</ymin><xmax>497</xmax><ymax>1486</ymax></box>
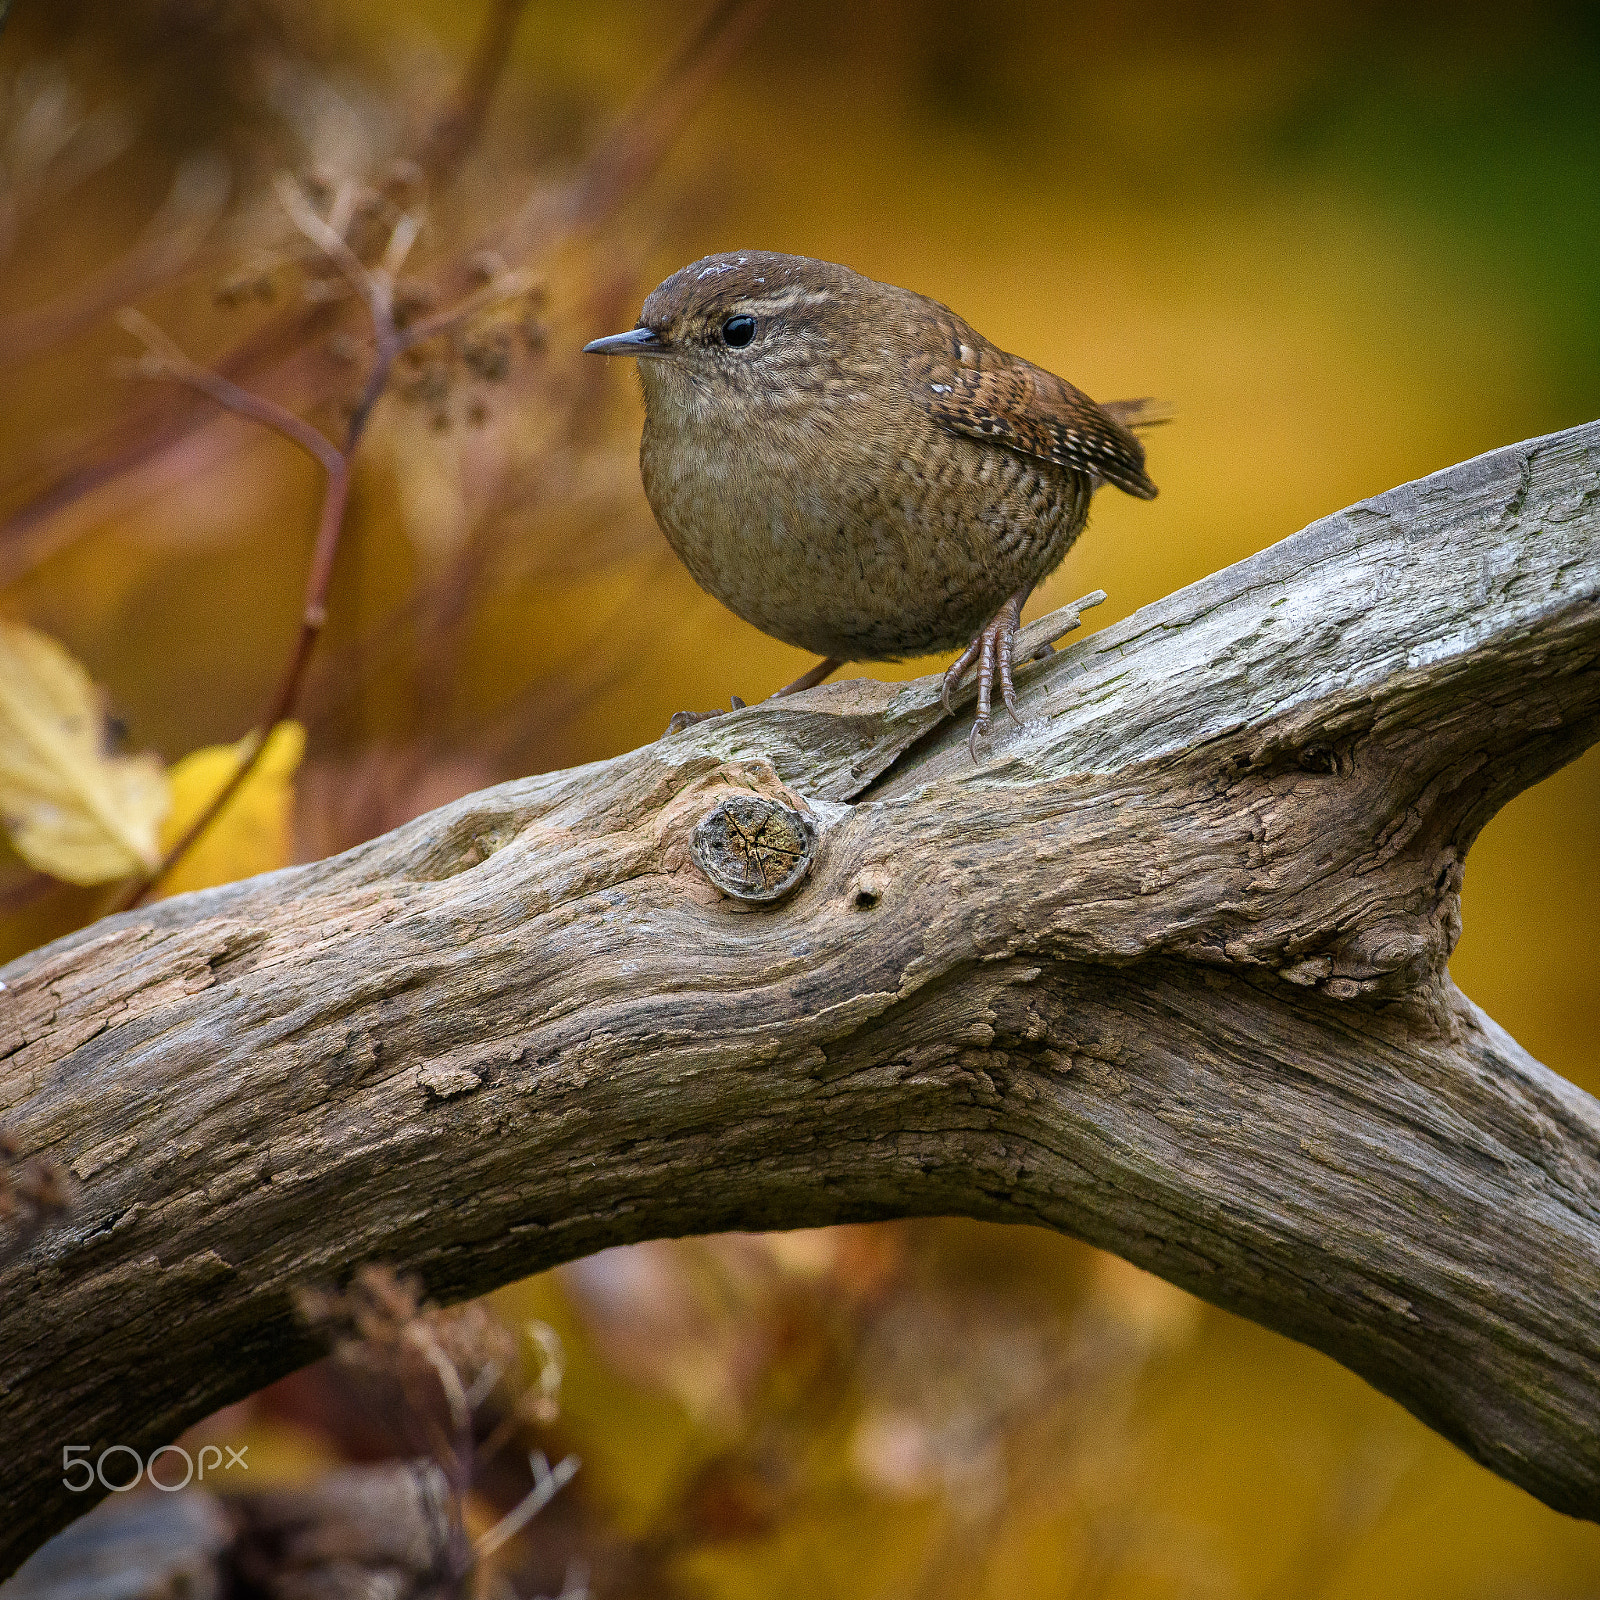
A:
<box><xmin>582</xmin><ymin>326</ymin><xmax>668</xmax><ymax>357</ymax></box>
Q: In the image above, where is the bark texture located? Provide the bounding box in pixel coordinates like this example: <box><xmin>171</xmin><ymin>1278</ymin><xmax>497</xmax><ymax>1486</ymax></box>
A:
<box><xmin>2</xmin><ymin>421</ymin><xmax>1599</xmax><ymax>1571</ymax></box>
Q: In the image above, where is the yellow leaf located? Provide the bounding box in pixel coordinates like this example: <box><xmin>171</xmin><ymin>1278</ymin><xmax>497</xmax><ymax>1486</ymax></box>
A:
<box><xmin>157</xmin><ymin>721</ymin><xmax>306</xmax><ymax>898</ymax></box>
<box><xmin>0</xmin><ymin>622</ymin><xmax>169</xmax><ymax>885</ymax></box>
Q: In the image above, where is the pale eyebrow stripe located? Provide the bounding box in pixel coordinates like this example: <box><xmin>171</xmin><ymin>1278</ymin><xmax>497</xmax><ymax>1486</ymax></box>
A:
<box><xmin>732</xmin><ymin>287</ymin><xmax>834</xmax><ymax>316</ymax></box>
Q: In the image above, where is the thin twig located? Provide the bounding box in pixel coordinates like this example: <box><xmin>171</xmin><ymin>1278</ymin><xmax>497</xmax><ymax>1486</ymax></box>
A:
<box><xmin>109</xmin><ymin>232</ymin><xmax>377</xmax><ymax>908</ymax></box>
<box><xmin>507</xmin><ymin>0</ymin><xmax>775</xmax><ymax>253</ymax></box>
<box><xmin>275</xmin><ymin>173</ymin><xmax>387</xmax><ymax>315</ymax></box>
<box><xmin>0</xmin><ymin>0</ymin><xmax>766</xmax><ymax>581</ymax></box>
<box><xmin>120</xmin><ymin>466</ymin><xmax>353</xmax><ymax>912</ymax></box>
<box><xmin>275</xmin><ymin>174</ymin><xmax>413</xmax><ymax>444</ymax></box>
<box><xmin>416</xmin><ymin>0</ymin><xmax>532</xmax><ymax>184</ymax></box>
<box><xmin>114</xmin><ymin>308</ymin><xmax>342</xmax><ymax>473</ymax></box>
<box><xmin>0</xmin><ymin>154</ymin><xmax>230</xmax><ymax>366</ymax></box>
<box><xmin>113</xmin><ymin>159</ymin><xmax>540</xmax><ymax>909</ymax></box>
<box><xmin>475</xmin><ymin>1451</ymin><xmax>580</xmax><ymax>1561</ymax></box>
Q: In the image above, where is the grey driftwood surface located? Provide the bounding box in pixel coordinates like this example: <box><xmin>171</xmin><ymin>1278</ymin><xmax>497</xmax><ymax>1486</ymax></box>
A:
<box><xmin>2</xmin><ymin>420</ymin><xmax>1598</xmax><ymax>1571</ymax></box>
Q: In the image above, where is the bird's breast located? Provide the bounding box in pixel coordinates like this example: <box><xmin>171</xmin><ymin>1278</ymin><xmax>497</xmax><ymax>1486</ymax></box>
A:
<box><xmin>638</xmin><ymin>382</ymin><xmax>1086</xmax><ymax>660</ymax></box>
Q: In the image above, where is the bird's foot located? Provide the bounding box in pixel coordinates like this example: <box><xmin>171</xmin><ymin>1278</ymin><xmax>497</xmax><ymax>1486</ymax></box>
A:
<box><xmin>941</xmin><ymin>589</ymin><xmax>1030</xmax><ymax>761</ymax></box>
<box><xmin>665</xmin><ymin>696</ymin><xmax>746</xmax><ymax>735</ymax></box>
<box><xmin>666</xmin><ymin>656</ymin><xmax>845</xmax><ymax>735</ymax></box>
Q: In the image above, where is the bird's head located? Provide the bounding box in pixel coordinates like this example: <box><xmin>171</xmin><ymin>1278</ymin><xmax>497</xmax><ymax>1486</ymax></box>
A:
<box><xmin>583</xmin><ymin>250</ymin><xmax>874</xmax><ymax>422</ymax></box>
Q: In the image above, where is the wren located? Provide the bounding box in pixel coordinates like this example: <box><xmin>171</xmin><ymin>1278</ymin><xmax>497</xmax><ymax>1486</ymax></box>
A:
<box><xmin>584</xmin><ymin>250</ymin><xmax>1164</xmax><ymax>755</ymax></box>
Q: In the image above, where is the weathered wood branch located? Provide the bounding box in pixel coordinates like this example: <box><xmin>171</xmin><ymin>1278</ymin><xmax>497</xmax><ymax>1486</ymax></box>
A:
<box><xmin>2</xmin><ymin>422</ymin><xmax>1598</xmax><ymax>1571</ymax></box>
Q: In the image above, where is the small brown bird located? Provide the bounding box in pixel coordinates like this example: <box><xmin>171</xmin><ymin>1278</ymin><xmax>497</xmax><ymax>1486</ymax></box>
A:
<box><xmin>585</xmin><ymin>250</ymin><xmax>1164</xmax><ymax>754</ymax></box>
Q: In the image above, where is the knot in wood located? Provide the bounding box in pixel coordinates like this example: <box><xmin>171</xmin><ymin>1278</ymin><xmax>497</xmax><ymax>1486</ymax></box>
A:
<box><xmin>690</xmin><ymin>794</ymin><xmax>817</xmax><ymax>905</ymax></box>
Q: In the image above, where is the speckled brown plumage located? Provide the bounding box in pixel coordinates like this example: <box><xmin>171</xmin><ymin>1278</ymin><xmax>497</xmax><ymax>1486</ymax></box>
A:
<box><xmin>585</xmin><ymin>250</ymin><xmax>1164</xmax><ymax>746</ymax></box>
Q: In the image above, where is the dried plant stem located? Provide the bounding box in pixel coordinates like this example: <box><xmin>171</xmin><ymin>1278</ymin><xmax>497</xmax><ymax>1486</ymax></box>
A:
<box><xmin>417</xmin><ymin>0</ymin><xmax>532</xmax><ymax>183</ymax></box>
<box><xmin>476</xmin><ymin>1453</ymin><xmax>580</xmax><ymax>1561</ymax></box>
<box><xmin>0</xmin><ymin>0</ymin><xmax>766</xmax><ymax>583</ymax></box>
<box><xmin>508</xmin><ymin>0</ymin><xmax>774</xmax><ymax>251</ymax></box>
<box><xmin>108</xmin><ymin>178</ymin><xmax>561</xmax><ymax>909</ymax></box>
<box><xmin>109</xmin><ymin>177</ymin><xmax>421</xmax><ymax>909</ymax></box>
<box><xmin>114</xmin><ymin>309</ymin><xmax>342</xmax><ymax>474</ymax></box>
<box><xmin>116</xmin><ymin>453</ymin><xmax>353</xmax><ymax>913</ymax></box>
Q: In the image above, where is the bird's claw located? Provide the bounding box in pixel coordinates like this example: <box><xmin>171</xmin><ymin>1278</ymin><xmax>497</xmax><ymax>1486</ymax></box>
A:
<box><xmin>665</xmin><ymin>695</ymin><xmax>746</xmax><ymax>735</ymax></box>
<box><xmin>942</xmin><ymin>591</ymin><xmax>1029</xmax><ymax>761</ymax></box>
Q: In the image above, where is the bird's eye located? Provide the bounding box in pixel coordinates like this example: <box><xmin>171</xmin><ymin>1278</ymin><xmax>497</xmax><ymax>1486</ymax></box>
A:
<box><xmin>721</xmin><ymin>314</ymin><xmax>756</xmax><ymax>348</ymax></box>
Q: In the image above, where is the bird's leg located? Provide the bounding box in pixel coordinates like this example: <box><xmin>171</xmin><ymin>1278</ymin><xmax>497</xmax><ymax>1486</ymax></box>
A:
<box><xmin>941</xmin><ymin>587</ymin><xmax>1031</xmax><ymax>760</ymax></box>
<box><xmin>773</xmin><ymin>656</ymin><xmax>845</xmax><ymax>697</ymax></box>
<box><xmin>664</xmin><ymin>656</ymin><xmax>844</xmax><ymax>736</ymax></box>
<box><xmin>940</xmin><ymin>636</ymin><xmax>984</xmax><ymax>716</ymax></box>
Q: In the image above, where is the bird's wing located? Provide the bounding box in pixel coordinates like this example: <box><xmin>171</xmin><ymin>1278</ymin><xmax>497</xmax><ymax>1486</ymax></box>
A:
<box><xmin>915</xmin><ymin>335</ymin><xmax>1160</xmax><ymax>501</ymax></box>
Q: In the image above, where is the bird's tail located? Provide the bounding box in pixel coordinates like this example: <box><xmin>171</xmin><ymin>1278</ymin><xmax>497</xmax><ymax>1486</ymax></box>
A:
<box><xmin>1100</xmin><ymin>397</ymin><xmax>1175</xmax><ymax>433</ymax></box>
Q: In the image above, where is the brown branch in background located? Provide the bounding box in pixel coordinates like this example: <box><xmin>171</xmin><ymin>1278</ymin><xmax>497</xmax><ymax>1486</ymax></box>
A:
<box><xmin>290</xmin><ymin>1265</ymin><xmax>581</xmax><ymax>1584</ymax></box>
<box><xmin>114</xmin><ymin>308</ymin><xmax>344</xmax><ymax>474</ymax></box>
<box><xmin>103</xmin><ymin>317</ymin><xmax>347</xmax><ymax>910</ymax></box>
<box><xmin>114</xmin><ymin>451</ymin><xmax>353</xmax><ymax>912</ymax></box>
<box><xmin>0</xmin><ymin>153</ymin><xmax>231</xmax><ymax>367</ymax></box>
<box><xmin>107</xmin><ymin>175</ymin><xmax>420</xmax><ymax>910</ymax></box>
<box><xmin>0</xmin><ymin>309</ymin><xmax>341</xmax><ymax>590</ymax></box>
<box><xmin>0</xmin><ymin>0</ymin><xmax>767</xmax><ymax>586</ymax></box>
<box><xmin>109</xmin><ymin>169</ymin><xmax>558</xmax><ymax>908</ymax></box>
<box><xmin>415</xmin><ymin>0</ymin><xmax>532</xmax><ymax>185</ymax></box>
<box><xmin>507</xmin><ymin>0</ymin><xmax>776</xmax><ymax>252</ymax></box>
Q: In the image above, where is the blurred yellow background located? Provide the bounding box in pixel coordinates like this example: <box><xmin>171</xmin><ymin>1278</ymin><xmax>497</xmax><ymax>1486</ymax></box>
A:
<box><xmin>3</xmin><ymin>1</ymin><xmax>1597</xmax><ymax>1594</ymax></box>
